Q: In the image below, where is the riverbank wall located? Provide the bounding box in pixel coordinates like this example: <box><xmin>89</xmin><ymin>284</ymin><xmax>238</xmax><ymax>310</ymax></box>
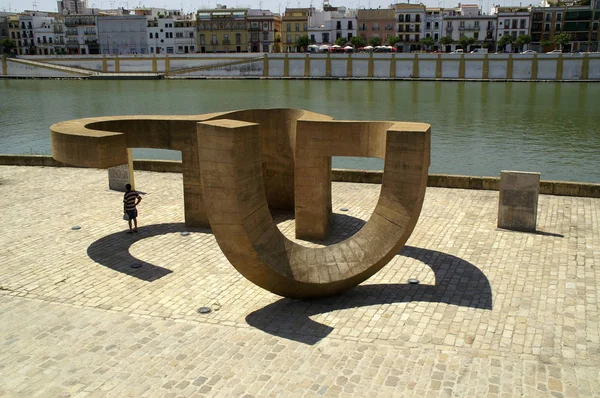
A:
<box><xmin>2</xmin><ymin>53</ymin><xmax>600</xmax><ymax>81</ymax></box>
<box><xmin>1</xmin><ymin>155</ymin><xmax>598</xmax><ymax>198</ymax></box>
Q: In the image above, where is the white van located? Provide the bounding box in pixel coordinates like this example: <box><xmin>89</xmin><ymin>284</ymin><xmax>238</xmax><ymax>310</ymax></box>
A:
<box><xmin>450</xmin><ymin>49</ymin><xmax>464</xmax><ymax>54</ymax></box>
<box><xmin>470</xmin><ymin>48</ymin><xmax>488</xmax><ymax>54</ymax></box>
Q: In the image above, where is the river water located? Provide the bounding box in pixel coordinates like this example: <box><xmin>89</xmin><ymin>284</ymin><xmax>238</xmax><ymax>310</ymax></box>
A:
<box><xmin>1</xmin><ymin>79</ymin><xmax>598</xmax><ymax>183</ymax></box>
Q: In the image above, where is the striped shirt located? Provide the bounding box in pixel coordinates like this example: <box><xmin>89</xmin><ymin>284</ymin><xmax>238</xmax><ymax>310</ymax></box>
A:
<box><xmin>123</xmin><ymin>190</ymin><xmax>140</xmax><ymax>211</ymax></box>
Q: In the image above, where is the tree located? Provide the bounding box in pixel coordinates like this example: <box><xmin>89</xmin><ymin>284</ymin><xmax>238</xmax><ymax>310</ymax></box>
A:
<box><xmin>368</xmin><ymin>36</ymin><xmax>382</xmax><ymax>47</ymax></box>
<box><xmin>553</xmin><ymin>33</ymin><xmax>573</xmax><ymax>51</ymax></box>
<box><xmin>335</xmin><ymin>36</ymin><xmax>346</xmax><ymax>47</ymax></box>
<box><xmin>0</xmin><ymin>38</ymin><xmax>16</xmax><ymax>55</ymax></box>
<box><xmin>515</xmin><ymin>34</ymin><xmax>531</xmax><ymax>51</ymax></box>
<box><xmin>458</xmin><ymin>36</ymin><xmax>475</xmax><ymax>51</ymax></box>
<box><xmin>296</xmin><ymin>35</ymin><xmax>310</xmax><ymax>52</ymax></box>
<box><xmin>497</xmin><ymin>34</ymin><xmax>513</xmax><ymax>52</ymax></box>
<box><xmin>349</xmin><ymin>36</ymin><xmax>366</xmax><ymax>48</ymax></box>
<box><xmin>439</xmin><ymin>36</ymin><xmax>454</xmax><ymax>51</ymax></box>
<box><xmin>387</xmin><ymin>35</ymin><xmax>401</xmax><ymax>47</ymax></box>
<box><xmin>420</xmin><ymin>37</ymin><xmax>435</xmax><ymax>52</ymax></box>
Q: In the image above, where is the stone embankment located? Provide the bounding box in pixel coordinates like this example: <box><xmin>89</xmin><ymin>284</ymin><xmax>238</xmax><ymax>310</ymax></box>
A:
<box><xmin>1</xmin><ymin>154</ymin><xmax>598</xmax><ymax>198</ymax></box>
<box><xmin>2</xmin><ymin>52</ymin><xmax>600</xmax><ymax>81</ymax></box>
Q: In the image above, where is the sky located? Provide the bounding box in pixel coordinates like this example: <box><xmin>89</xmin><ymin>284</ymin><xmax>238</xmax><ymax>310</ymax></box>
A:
<box><xmin>0</xmin><ymin>0</ymin><xmax>543</xmax><ymax>16</ymax></box>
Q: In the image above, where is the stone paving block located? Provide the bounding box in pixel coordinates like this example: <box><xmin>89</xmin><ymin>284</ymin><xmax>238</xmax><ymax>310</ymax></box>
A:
<box><xmin>0</xmin><ymin>166</ymin><xmax>599</xmax><ymax>397</ymax></box>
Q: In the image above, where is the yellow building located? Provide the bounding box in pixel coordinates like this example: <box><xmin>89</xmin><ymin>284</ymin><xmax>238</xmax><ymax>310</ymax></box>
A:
<box><xmin>282</xmin><ymin>8</ymin><xmax>313</xmax><ymax>52</ymax></box>
<box><xmin>197</xmin><ymin>8</ymin><xmax>248</xmax><ymax>53</ymax></box>
<box><xmin>8</xmin><ymin>15</ymin><xmax>25</xmax><ymax>55</ymax></box>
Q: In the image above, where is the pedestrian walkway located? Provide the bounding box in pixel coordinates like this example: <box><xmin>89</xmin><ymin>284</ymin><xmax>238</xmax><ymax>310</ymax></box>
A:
<box><xmin>0</xmin><ymin>166</ymin><xmax>599</xmax><ymax>397</ymax></box>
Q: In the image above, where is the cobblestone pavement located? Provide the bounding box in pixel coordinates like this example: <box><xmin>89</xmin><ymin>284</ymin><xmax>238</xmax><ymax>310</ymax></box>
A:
<box><xmin>0</xmin><ymin>165</ymin><xmax>599</xmax><ymax>397</ymax></box>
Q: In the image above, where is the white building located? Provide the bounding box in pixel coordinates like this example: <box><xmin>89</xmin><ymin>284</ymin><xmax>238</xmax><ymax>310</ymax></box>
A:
<box><xmin>441</xmin><ymin>4</ymin><xmax>496</xmax><ymax>51</ymax></box>
<box><xmin>63</xmin><ymin>14</ymin><xmax>99</xmax><ymax>54</ymax></box>
<box><xmin>330</xmin><ymin>7</ymin><xmax>357</xmax><ymax>44</ymax></box>
<box><xmin>97</xmin><ymin>16</ymin><xmax>147</xmax><ymax>55</ymax></box>
<box><xmin>308</xmin><ymin>9</ymin><xmax>334</xmax><ymax>44</ymax></box>
<box><xmin>308</xmin><ymin>7</ymin><xmax>357</xmax><ymax>45</ymax></box>
<box><xmin>424</xmin><ymin>7</ymin><xmax>443</xmax><ymax>43</ymax></box>
<box><xmin>492</xmin><ymin>6</ymin><xmax>530</xmax><ymax>45</ymax></box>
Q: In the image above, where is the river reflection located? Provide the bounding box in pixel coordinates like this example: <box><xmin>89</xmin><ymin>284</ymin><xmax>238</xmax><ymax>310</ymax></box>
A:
<box><xmin>0</xmin><ymin>79</ymin><xmax>598</xmax><ymax>182</ymax></box>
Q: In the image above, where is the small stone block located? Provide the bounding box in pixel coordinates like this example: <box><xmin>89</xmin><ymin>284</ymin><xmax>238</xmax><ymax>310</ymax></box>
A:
<box><xmin>108</xmin><ymin>164</ymin><xmax>131</xmax><ymax>192</ymax></box>
<box><xmin>498</xmin><ymin>171</ymin><xmax>540</xmax><ymax>232</ymax></box>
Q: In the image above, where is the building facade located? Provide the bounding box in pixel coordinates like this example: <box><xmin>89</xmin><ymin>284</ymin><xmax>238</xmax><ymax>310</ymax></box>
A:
<box><xmin>247</xmin><ymin>9</ymin><xmax>281</xmax><ymax>53</ymax></box>
<box><xmin>282</xmin><ymin>8</ymin><xmax>312</xmax><ymax>52</ymax></box>
<box><xmin>97</xmin><ymin>16</ymin><xmax>147</xmax><ymax>55</ymax></box>
<box><xmin>395</xmin><ymin>3</ymin><xmax>426</xmax><ymax>51</ymax></box>
<box><xmin>442</xmin><ymin>4</ymin><xmax>496</xmax><ymax>51</ymax></box>
<box><xmin>356</xmin><ymin>8</ymin><xmax>395</xmax><ymax>43</ymax></box>
<box><xmin>64</xmin><ymin>14</ymin><xmax>98</xmax><ymax>54</ymax></box>
<box><xmin>424</xmin><ymin>8</ymin><xmax>443</xmax><ymax>42</ymax></box>
<box><xmin>197</xmin><ymin>7</ymin><xmax>248</xmax><ymax>53</ymax></box>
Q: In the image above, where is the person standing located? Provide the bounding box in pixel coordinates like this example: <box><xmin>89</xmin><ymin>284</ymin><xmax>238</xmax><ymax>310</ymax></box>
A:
<box><xmin>123</xmin><ymin>184</ymin><xmax>142</xmax><ymax>234</ymax></box>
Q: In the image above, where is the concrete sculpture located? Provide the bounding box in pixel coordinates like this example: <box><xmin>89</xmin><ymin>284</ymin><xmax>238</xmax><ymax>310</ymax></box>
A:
<box><xmin>51</xmin><ymin>109</ymin><xmax>430</xmax><ymax>298</ymax></box>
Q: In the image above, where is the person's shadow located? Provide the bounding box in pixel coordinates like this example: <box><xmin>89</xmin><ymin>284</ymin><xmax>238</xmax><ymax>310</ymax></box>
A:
<box><xmin>244</xmin><ymin>245</ymin><xmax>493</xmax><ymax>345</ymax></box>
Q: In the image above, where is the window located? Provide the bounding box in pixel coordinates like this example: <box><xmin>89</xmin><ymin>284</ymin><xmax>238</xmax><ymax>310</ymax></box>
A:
<box><xmin>236</xmin><ymin>33</ymin><xmax>241</xmax><ymax>44</ymax></box>
<box><xmin>347</xmin><ymin>32</ymin><xmax>352</xmax><ymax>40</ymax></box>
<box><xmin>167</xmin><ymin>47</ymin><xmax>173</xmax><ymax>53</ymax></box>
<box><xmin>426</xmin><ymin>22</ymin><xmax>431</xmax><ymax>29</ymax></box>
<box><xmin>434</xmin><ymin>33</ymin><xmax>439</xmax><ymax>40</ymax></box>
<box><xmin>310</xmin><ymin>34</ymin><xmax>315</xmax><ymax>42</ymax></box>
<box><xmin>149</xmin><ymin>33</ymin><xmax>153</xmax><ymax>38</ymax></box>
<box><xmin>322</xmin><ymin>33</ymin><xmax>329</xmax><ymax>42</ymax></box>
<box><xmin>398</xmin><ymin>15</ymin><xmax>404</xmax><ymax>22</ymax></box>
<box><xmin>474</xmin><ymin>32</ymin><xmax>479</xmax><ymax>40</ymax></box>
<box><xmin>263</xmin><ymin>31</ymin><xmax>268</xmax><ymax>40</ymax></box>
<box><xmin>520</xmin><ymin>19</ymin><xmax>526</xmax><ymax>29</ymax></box>
<box><xmin>474</xmin><ymin>21</ymin><xmax>479</xmax><ymax>28</ymax></box>
<box><xmin>176</xmin><ymin>32</ymin><xmax>183</xmax><ymax>38</ymax></box>
<box><xmin>287</xmin><ymin>23</ymin><xmax>291</xmax><ymax>32</ymax></box>
<box><xmin>336</xmin><ymin>21</ymin><xmax>341</xmax><ymax>30</ymax></box>
<box><xmin>348</xmin><ymin>21</ymin><xmax>352</xmax><ymax>29</ymax></box>
<box><xmin>512</xmin><ymin>20</ymin><xmax>518</xmax><ymax>29</ymax></box>
<box><xmin>263</xmin><ymin>44</ymin><xmax>269</xmax><ymax>52</ymax></box>
<box><xmin>336</xmin><ymin>32</ymin><xmax>341</xmax><ymax>39</ymax></box>
<box><xmin>224</xmin><ymin>34</ymin><xmax>229</xmax><ymax>44</ymax></box>
<box><xmin>373</xmin><ymin>23</ymin><xmax>379</xmax><ymax>30</ymax></box>
<box><xmin>504</xmin><ymin>19</ymin><xmax>510</xmax><ymax>27</ymax></box>
<box><xmin>460</xmin><ymin>21</ymin><xmax>465</xmax><ymax>28</ymax></box>
<box><xmin>555</xmin><ymin>23</ymin><xmax>561</xmax><ymax>32</ymax></box>
<box><xmin>295</xmin><ymin>23</ymin><xmax>299</xmax><ymax>32</ymax></box>
<box><xmin>360</xmin><ymin>23</ymin><xmax>366</xmax><ymax>31</ymax></box>
<box><xmin>385</xmin><ymin>23</ymin><xmax>393</xmax><ymax>30</ymax></box>
<box><xmin>435</xmin><ymin>22</ymin><xmax>439</xmax><ymax>29</ymax></box>
<box><xmin>212</xmin><ymin>34</ymin><xmax>217</xmax><ymax>44</ymax></box>
<box><xmin>406</xmin><ymin>15</ymin><xmax>411</xmax><ymax>22</ymax></box>
<box><xmin>200</xmin><ymin>34</ymin><xmax>205</xmax><ymax>44</ymax></box>
<box><xmin>303</xmin><ymin>23</ymin><xmax>307</xmax><ymax>31</ymax></box>
<box><xmin>416</xmin><ymin>15</ymin><xmax>420</xmax><ymax>22</ymax></box>
<box><xmin>545</xmin><ymin>23</ymin><xmax>550</xmax><ymax>31</ymax></box>
<box><xmin>178</xmin><ymin>46</ymin><xmax>183</xmax><ymax>52</ymax></box>
<box><xmin>556</xmin><ymin>13</ymin><xmax>562</xmax><ymax>21</ymax></box>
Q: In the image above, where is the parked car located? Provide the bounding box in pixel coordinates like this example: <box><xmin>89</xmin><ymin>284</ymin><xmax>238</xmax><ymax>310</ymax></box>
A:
<box><xmin>546</xmin><ymin>49</ymin><xmax>562</xmax><ymax>54</ymax></box>
<box><xmin>521</xmin><ymin>50</ymin><xmax>536</xmax><ymax>54</ymax></box>
<box><xmin>470</xmin><ymin>48</ymin><xmax>488</xmax><ymax>54</ymax></box>
<box><xmin>450</xmin><ymin>49</ymin><xmax>464</xmax><ymax>54</ymax></box>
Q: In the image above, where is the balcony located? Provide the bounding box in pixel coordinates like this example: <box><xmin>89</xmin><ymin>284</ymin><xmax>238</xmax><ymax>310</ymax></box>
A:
<box><xmin>223</xmin><ymin>40</ymin><xmax>230</xmax><ymax>45</ymax></box>
<box><xmin>459</xmin><ymin>26</ymin><xmax>479</xmax><ymax>31</ymax></box>
<box><xmin>446</xmin><ymin>25</ymin><xmax>453</xmax><ymax>32</ymax></box>
<box><xmin>211</xmin><ymin>40</ymin><xmax>218</xmax><ymax>45</ymax></box>
<box><xmin>84</xmin><ymin>30</ymin><xmax>96</xmax><ymax>35</ymax></box>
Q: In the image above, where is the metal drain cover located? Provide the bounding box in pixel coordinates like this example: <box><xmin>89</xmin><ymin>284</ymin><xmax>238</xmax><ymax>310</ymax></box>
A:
<box><xmin>340</xmin><ymin>208</ymin><xmax>349</xmax><ymax>212</ymax></box>
<box><xmin>197</xmin><ymin>307</ymin><xmax>212</xmax><ymax>314</ymax></box>
<box><xmin>408</xmin><ymin>278</ymin><xmax>420</xmax><ymax>284</ymax></box>
<box><xmin>131</xmin><ymin>263</ymin><xmax>142</xmax><ymax>269</ymax></box>
<box><xmin>181</xmin><ymin>231</ymin><xmax>190</xmax><ymax>236</ymax></box>
<box><xmin>71</xmin><ymin>226</ymin><xmax>81</xmax><ymax>230</ymax></box>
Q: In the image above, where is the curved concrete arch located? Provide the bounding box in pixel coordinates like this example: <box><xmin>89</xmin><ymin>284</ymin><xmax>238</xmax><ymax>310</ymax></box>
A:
<box><xmin>198</xmin><ymin>118</ymin><xmax>430</xmax><ymax>299</ymax></box>
<box><xmin>50</xmin><ymin>109</ymin><xmax>332</xmax><ymax>226</ymax></box>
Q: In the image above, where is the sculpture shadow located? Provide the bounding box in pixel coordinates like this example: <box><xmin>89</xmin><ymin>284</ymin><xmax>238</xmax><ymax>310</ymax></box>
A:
<box><xmin>86</xmin><ymin>223</ymin><xmax>210</xmax><ymax>282</ymax></box>
<box><xmin>272</xmin><ymin>210</ymin><xmax>368</xmax><ymax>246</ymax></box>
<box><xmin>85</xmin><ymin>211</ymin><xmax>368</xmax><ymax>282</ymax></box>
<box><xmin>245</xmin><ymin>245</ymin><xmax>493</xmax><ymax>345</ymax></box>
